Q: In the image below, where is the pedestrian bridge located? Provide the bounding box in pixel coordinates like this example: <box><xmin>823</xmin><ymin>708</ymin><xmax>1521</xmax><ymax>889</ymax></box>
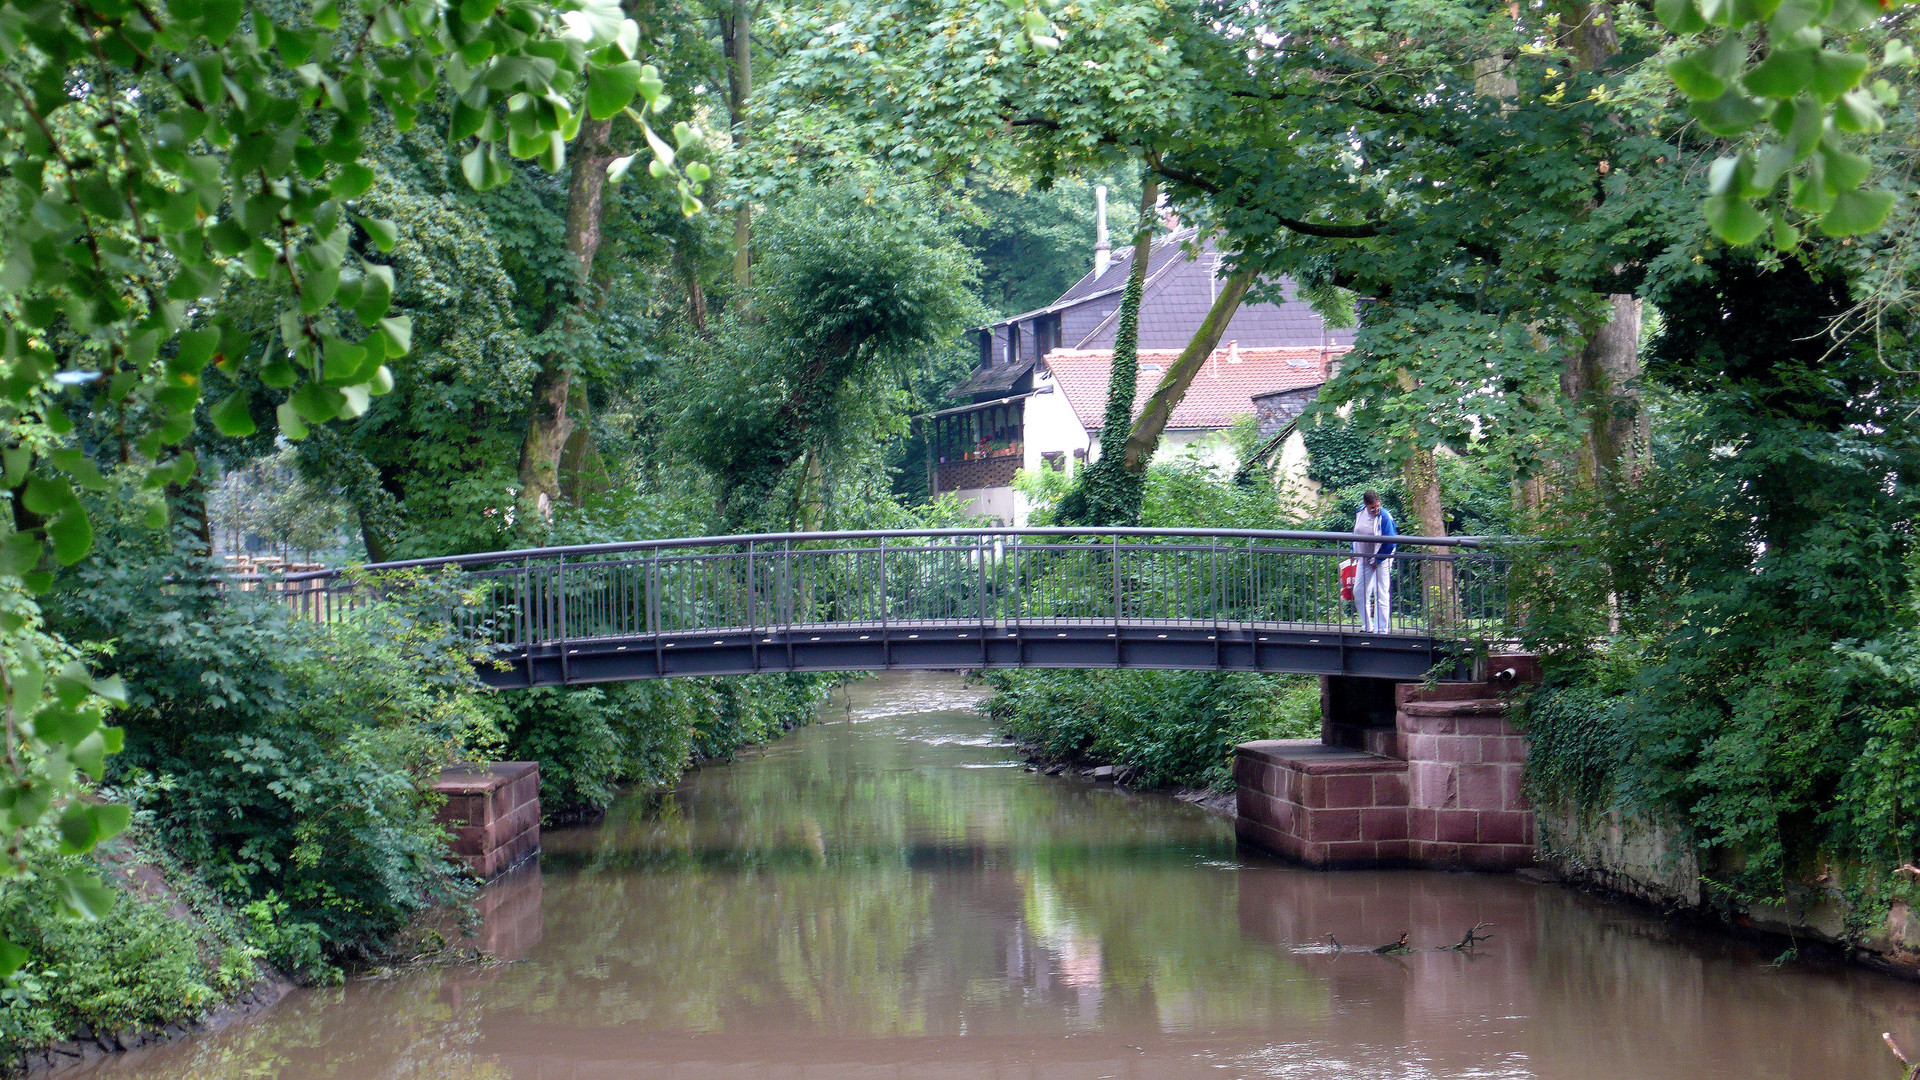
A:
<box><xmin>265</xmin><ymin>528</ymin><xmax>1511</xmax><ymax>687</ymax></box>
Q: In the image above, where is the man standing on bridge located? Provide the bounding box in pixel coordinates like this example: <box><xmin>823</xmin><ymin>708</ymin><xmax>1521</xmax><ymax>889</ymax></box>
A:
<box><xmin>1351</xmin><ymin>491</ymin><xmax>1397</xmax><ymax>633</ymax></box>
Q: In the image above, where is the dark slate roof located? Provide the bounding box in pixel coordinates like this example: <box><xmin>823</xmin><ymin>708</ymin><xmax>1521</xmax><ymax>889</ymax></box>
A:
<box><xmin>947</xmin><ymin>354</ymin><xmax>1039</xmax><ymax>399</ymax></box>
<box><xmin>971</xmin><ymin>227</ymin><xmax>1355</xmax><ymax>352</ymax></box>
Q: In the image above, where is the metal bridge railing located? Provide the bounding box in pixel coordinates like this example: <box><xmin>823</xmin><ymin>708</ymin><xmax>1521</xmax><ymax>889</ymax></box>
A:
<box><xmin>235</xmin><ymin>528</ymin><xmax>1513</xmax><ymax>657</ymax></box>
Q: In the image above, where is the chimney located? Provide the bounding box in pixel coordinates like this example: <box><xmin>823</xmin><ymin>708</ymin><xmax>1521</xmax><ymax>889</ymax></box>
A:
<box><xmin>1092</xmin><ymin>184</ymin><xmax>1110</xmax><ymax>280</ymax></box>
<box><xmin>1226</xmin><ymin>340</ymin><xmax>1241</xmax><ymax>363</ymax></box>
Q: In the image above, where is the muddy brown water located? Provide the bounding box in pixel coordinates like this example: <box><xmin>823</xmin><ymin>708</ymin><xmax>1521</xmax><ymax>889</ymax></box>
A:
<box><xmin>81</xmin><ymin>672</ymin><xmax>1920</xmax><ymax>1079</ymax></box>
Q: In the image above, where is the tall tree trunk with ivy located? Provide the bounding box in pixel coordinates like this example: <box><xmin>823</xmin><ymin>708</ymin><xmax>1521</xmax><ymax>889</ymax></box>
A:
<box><xmin>1057</xmin><ymin>176</ymin><xmax>1156</xmax><ymax>527</ymax></box>
<box><xmin>1122</xmin><ymin>265</ymin><xmax>1256</xmax><ymax>472</ymax></box>
<box><xmin>518</xmin><ymin>117</ymin><xmax>614</xmax><ymax>520</ymax></box>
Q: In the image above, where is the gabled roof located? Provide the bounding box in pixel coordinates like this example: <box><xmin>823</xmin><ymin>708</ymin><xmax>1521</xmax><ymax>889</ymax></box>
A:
<box><xmin>1044</xmin><ymin>345</ymin><xmax>1344</xmax><ymax>432</ymax></box>
<box><xmin>968</xmin><ymin>227</ymin><xmax>1200</xmax><ymax>334</ymax></box>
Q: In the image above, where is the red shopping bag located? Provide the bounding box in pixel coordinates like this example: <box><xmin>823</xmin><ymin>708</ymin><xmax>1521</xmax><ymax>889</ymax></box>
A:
<box><xmin>1339</xmin><ymin>559</ymin><xmax>1356</xmax><ymax>602</ymax></box>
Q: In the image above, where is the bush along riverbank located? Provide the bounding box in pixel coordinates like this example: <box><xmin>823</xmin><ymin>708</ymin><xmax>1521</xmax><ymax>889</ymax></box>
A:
<box><xmin>1507</xmin><ymin>261</ymin><xmax>1920</xmax><ymax>978</ymax></box>
<box><xmin>1</xmin><ymin>526</ymin><xmax>835</xmax><ymax>1071</ymax></box>
<box><xmin>984</xmin><ymin>669</ymin><xmax>1321</xmax><ymax>793</ymax></box>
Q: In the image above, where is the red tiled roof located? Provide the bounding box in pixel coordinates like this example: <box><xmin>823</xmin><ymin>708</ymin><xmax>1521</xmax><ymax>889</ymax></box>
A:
<box><xmin>1043</xmin><ymin>344</ymin><xmax>1344</xmax><ymax>431</ymax></box>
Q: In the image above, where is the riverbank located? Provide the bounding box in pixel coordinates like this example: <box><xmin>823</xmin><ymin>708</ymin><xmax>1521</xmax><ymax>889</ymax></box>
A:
<box><xmin>52</xmin><ymin>671</ymin><xmax>1920</xmax><ymax>1080</ymax></box>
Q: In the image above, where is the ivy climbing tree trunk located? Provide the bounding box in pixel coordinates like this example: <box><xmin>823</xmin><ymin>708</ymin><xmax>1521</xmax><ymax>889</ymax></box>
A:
<box><xmin>1056</xmin><ymin>175</ymin><xmax>1156</xmax><ymax>526</ymax></box>
<box><xmin>1121</xmin><ymin>265</ymin><xmax>1256</xmax><ymax>472</ymax></box>
<box><xmin>518</xmin><ymin>117</ymin><xmax>614</xmax><ymax>520</ymax></box>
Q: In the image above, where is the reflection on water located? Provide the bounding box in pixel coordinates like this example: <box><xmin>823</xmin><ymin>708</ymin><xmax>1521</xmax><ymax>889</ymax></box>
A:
<box><xmin>84</xmin><ymin>672</ymin><xmax>1920</xmax><ymax>1079</ymax></box>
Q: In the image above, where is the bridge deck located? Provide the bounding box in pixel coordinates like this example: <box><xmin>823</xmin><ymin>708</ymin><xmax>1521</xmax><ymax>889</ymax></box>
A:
<box><xmin>482</xmin><ymin>617</ymin><xmax>1458</xmax><ymax>687</ymax></box>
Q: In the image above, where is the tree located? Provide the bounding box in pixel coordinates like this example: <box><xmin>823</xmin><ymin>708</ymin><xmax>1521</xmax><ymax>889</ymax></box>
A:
<box><xmin>0</xmin><ymin>0</ymin><xmax>701</xmax><ymax>963</ymax></box>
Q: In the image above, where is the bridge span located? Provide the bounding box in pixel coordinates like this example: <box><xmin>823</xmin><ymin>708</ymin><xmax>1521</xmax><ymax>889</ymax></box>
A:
<box><xmin>263</xmin><ymin>528</ymin><xmax>1510</xmax><ymax>687</ymax></box>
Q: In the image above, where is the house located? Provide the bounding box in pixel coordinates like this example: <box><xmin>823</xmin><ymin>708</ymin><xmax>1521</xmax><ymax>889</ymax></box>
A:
<box><xmin>926</xmin><ymin>187</ymin><xmax>1352</xmax><ymax>524</ymax></box>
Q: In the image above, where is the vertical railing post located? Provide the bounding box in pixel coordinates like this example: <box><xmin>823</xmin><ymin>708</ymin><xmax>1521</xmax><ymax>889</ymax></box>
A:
<box><xmin>782</xmin><ymin>539</ymin><xmax>795</xmax><ymax>670</ymax></box>
<box><xmin>747</xmin><ymin>541</ymin><xmax>757</xmax><ymax>671</ymax></box>
<box><xmin>877</xmin><ymin>536</ymin><xmax>888</xmax><ymax>667</ymax></box>
<box><xmin>556</xmin><ymin>553</ymin><xmax>568</xmax><ymax>684</ymax></box>
<box><xmin>648</xmin><ymin>547</ymin><xmax>663</xmax><ymax>676</ymax></box>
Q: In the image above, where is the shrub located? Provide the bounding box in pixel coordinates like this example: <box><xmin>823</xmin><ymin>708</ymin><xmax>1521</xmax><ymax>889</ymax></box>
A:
<box><xmin>986</xmin><ymin>669</ymin><xmax>1319</xmax><ymax>790</ymax></box>
<box><xmin>499</xmin><ymin>673</ymin><xmax>838</xmax><ymax>817</ymax></box>
<box><xmin>48</xmin><ymin>520</ymin><xmax>493</xmax><ymax>964</ymax></box>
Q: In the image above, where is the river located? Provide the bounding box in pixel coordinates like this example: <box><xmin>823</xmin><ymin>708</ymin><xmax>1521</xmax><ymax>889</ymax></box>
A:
<box><xmin>83</xmin><ymin>672</ymin><xmax>1920</xmax><ymax>1079</ymax></box>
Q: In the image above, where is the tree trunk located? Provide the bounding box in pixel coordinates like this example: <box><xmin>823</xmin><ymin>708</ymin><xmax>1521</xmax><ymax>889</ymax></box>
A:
<box><xmin>1561</xmin><ymin>293</ymin><xmax>1646</xmax><ymax>502</ymax></box>
<box><xmin>559</xmin><ymin>389</ymin><xmax>613</xmax><ymax>503</ymax></box>
<box><xmin>518</xmin><ymin>117</ymin><xmax>614</xmax><ymax>520</ymax></box>
<box><xmin>721</xmin><ymin>4</ymin><xmax>753</xmax><ymax>289</ymax></box>
<box><xmin>1121</xmin><ymin>265</ymin><xmax>1255</xmax><ymax>472</ymax></box>
<box><xmin>1056</xmin><ymin>176</ymin><xmax>1157</xmax><ymax>527</ymax></box>
<box><xmin>679</xmin><ymin>245</ymin><xmax>708</xmax><ymax>333</ymax></box>
<box><xmin>1556</xmin><ymin>2</ymin><xmax>1645</xmax><ymax>502</ymax></box>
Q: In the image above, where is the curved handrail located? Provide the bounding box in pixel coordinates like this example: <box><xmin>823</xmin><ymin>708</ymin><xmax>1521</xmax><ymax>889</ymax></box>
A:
<box><xmin>245</xmin><ymin>527</ymin><xmax>1507</xmax><ymax>582</ymax></box>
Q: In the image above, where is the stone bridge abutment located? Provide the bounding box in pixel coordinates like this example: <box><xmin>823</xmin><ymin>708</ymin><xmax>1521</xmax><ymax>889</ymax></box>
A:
<box><xmin>1234</xmin><ymin>656</ymin><xmax>1540</xmax><ymax>871</ymax></box>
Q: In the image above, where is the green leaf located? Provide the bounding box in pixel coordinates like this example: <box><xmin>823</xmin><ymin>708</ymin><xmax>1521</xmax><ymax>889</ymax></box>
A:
<box><xmin>331</xmin><ymin>162</ymin><xmax>375</xmax><ymax>199</ymax></box>
<box><xmin>1769</xmin><ymin>0</ymin><xmax>1823</xmax><ymax>34</ymax></box>
<box><xmin>291</xmin><ymin>381</ymin><xmax>345</xmax><ymax>423</ymax></box>
<box><xmin>1751</xmin><ymin>142</ymin><xmax>1797</xmax><ymax>190</ymax></box>
<box><xmin>1818</xmin><ymin>141</ymin><xmax>1872</xmax><ymax>191</ymax></box>
<box><xmin>1834</xmin><ymin>88</ymin><xmax>1885</xmax><ymax>133</ymax></box>
<box><xmin>72</xmin><ymin>729</ymin><xmax>108</xmax><ymax>780</ymax></box>
<box><xmin>1818</xmin><ymin>187</ymin><xmax>1895</xmax><ymax>235</ymax></box>
<box><xmin>370</xmin><ymin>365</ymin><xmax>395</xmax><ymax>396</ymax></box>
<box><xmin>1792</xmin><ymin>159</ymin><xmax>1837</xmax><ymax>213</ymax></box>
<box><xmin>378</xmin><ymin>316</ymin><xmax>412</xmax><ymax>356</ymax></box>
<box><xmin>1690</xmin><ymin>90</ymin><xmax>1768</xmax><ymax>136</ymax></box>
<box><xmin>56</xmin><ymin>871</ymin><xmax>114</xmax><ymax>920</ymax></box>
<box><xmin>1770</xmin><ymin>96</ymin><xmax>1824</xmax><ymax>159</ymax></box>
<box><xmin>322</xmin><ymin>337</ymin><xmax>368</xmax><ymax>384</ymax></box>
<box><xmin>0</xmin><ymin>936</ymin><xmax>27</xmax><ymax>978</ymax></box>
<box><xmin>1659</xmin><ymin>0</ymin><xmax>1711</xmax><ymax>23</ymax></box>
<box><xmin>355</xmin><ymin>264</ymin><xmax>394</xmax><ymax>325</ymax></box>
<box><xmin>359</xmin><ymin>217</ymin><xmax>398</xmax><ymax>253</ymax></box>
<box><xmin>0</xmin><ymin>532</ymin><xmax>42</xmax><ymax>577</ymax></box>
<box><xmin>1668</xmin><ymin>34</ymin><xmax>1747</xmax><ymax>100</ymax></box>
<box><xmin>2</xmin><ymin>446</ymin><xmax>29</xmax><ymax>488</ymax></box>
<box><xmin>91</xmin><ymin>802</ymin><xmax>130</xmax><ymax>842</ymax></box>
<box><xmin>461</xmin><ymin>144</ymin><xmax>485</xmax><ymax>189</ymax></box>
<box><xmin>22</xmin><ymin>475</ymin><xmax>76</xmax><ymax>516</ymax></box>
<box><xmin>56</xmin><ymin>803</ymin><xmax>98</xmax><ymax>854</ymax></box>
<box><xmin>1824</xmin><ymin>0</ymin><xmax>1880</xmax><ymax>30</ymax></box>
<box><xmin>1810</xmin><ymin>49</ymin><xmax>1869</xmax><ymax>101</ymax></box>
<box><xmin>277</xmin><ymin>401</ymin><xmax>310</xmax><ymax>441</ymax></box>
<box><xmin>46</xmin><ymin>449</ymin><xmax>108</xmax><ymax>492</ymax></box>
<box><xmin>1741</xmin><ymin>46</ymin><xmax>1814</xmax><ymax>98</ymax></box>
<box><xmin>1705</xmin><ymin>193</ymin><xmax>1770</xmax><ymax>244</ymax></box>
<box><xmin>262</xmin><ymin>354</ymin><xmax>299</xmax><ymax>388</ymax></box>
<box><xmin>46</xmin><ymin>507</ymin><xmax>93</xmax><ymax>565</ymax></box>
<box><xmin>300</xmin><ymin>265</ymin><xmax>341</xmax><ymax>314</ymax></box>
<box><xmin>170</xmin><ymin>327</ymin><xmax>220</xmax><ymax>374</ymax></box>
<box><xmin>587</xmin><ymin>60</ymin><xmax>642</xmax><ymax>120</ymax></box>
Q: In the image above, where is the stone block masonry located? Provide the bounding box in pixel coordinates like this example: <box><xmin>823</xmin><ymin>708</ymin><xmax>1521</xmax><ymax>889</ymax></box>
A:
<box><xmin>434</xmin><ymin>762</ymin><xmax>541</xmax><ymax>880</ymax></box>
<box><xmin>1236</xmin><ymin>658</ymin><xmax>1536</xmax><ymax>871</ymax></box>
